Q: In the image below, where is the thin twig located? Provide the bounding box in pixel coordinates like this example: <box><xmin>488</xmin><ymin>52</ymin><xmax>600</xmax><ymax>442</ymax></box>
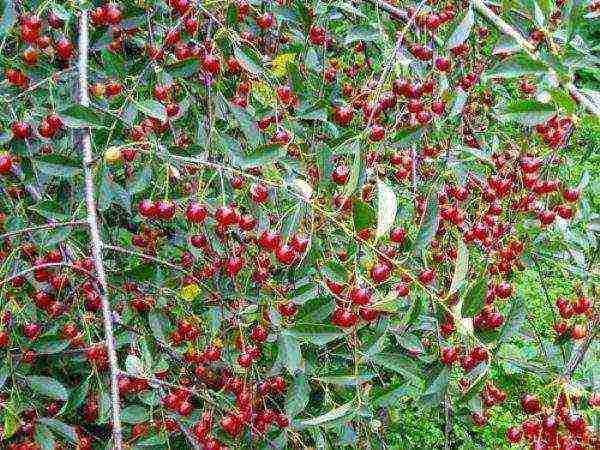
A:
<box><xmin>78</xmin><ymin>7</ymin><xmax>123</xmax><ymax>449</ymax></box>
<box><xmin>0</xmin><ymin>221</ymin><xmax>87</xmax><ymax>241</ymax></box>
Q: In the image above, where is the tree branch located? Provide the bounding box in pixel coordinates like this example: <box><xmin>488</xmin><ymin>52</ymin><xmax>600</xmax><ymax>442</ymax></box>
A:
<box><xmin>78</xmin><ymin>6</ymin><xmax>123</xmax><ymax>449</ymax></box>
<box><xmin>0</xmin><ymin>221</ymin><xmax>87</xmax><ymax>241</ymax></box>
<box><xmin>471</xmin><ymin>0</ymin><xmax>600</xmax><ymax>118</ymax></box>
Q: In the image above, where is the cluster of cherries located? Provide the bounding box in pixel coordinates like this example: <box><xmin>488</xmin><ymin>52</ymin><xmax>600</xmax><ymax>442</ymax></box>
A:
<box><xmin>470</xmin><ymin>381</ymin><xmax>508</xmax><ymax>426</ymax></box>
<box><xmin>504</xmin><ymin>393</ymin><xmax>592</xmax><ymax>449</ymax></box>
<box><xmin>553</xmin><ymin>296</ymin><xmax>592</xmax><ymax>340</ymax></box>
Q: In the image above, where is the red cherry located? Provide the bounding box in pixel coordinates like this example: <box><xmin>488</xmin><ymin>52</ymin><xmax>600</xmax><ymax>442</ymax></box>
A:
<box><xmin>138</xmin><ymin>199</ymin><xmax>158</xmax><ymax>218</ymax></box>
<box><xmin>11</xmin><ymin>121</ymin><xmax>31</xmax><ymax>139</ymax></box>
<box><xmin>215</xmin><ymin>205</ymin><xmax>238</xmax><ymax>226</ymax></box>
<box><xmin>521</xmin><ymin>393</ymin><xmax>541</xmax><ymax>414</ymax></box>
<box><xmin>434</xmin><ymin>57</ymin><xmax>451</xmax><ymax>72</ymax></box>
<box><xmin>202</xmin><ymin>54</ymin><xmax>221</xmax><ymax>74</ymax></box>
<box><xmin>562</xmin><ymin>187</ymin><xmax>580</xmax><ymax>202</ymax></box>
<box><xmin>185</xmin><ymin>202</ymin><xmax>208</xmax><ymax>223</ymax></box>
<box><xmin>55</xmin><ymin>36</ymin><xmax>74</xmax><ymax>60</ymax></box>
<box><xmin>256</xmin><ymin>12</ymin><xmax>274</xmax><ymax>29</ymax></box>
<box><xmin>250</xmin><ymin>183</ymin><xmax>269</xmax><ymax>203</ymax></box>
<box><xmin>258</xmin><ymin>230</ymin><xmax>281</xmax><ymax>251</ymax></box>
<box><xmin>370</xmin><ymin>263</ymin><xmax>391</xmax><ymax>283</ymax></box>
<box><xmin>0</xmin><ymin>153</ymin><xmax>13</xmax><ymax>174</ymax></box>
<box><xmin>276</xmin><ymin>244</ymin><xmax>297</xmax><ymax>265</ymax></box>
<box><xmin>105</xmin><ymin>3</ymin><xmax>122</xmax><ymax>24</ymax></box>
<box><xmin>506</xmin><ymin>426</ymin><xmax>522</xmax><ymax>443</ymax></box>
<box><xmin>331</xmin><ymin>165</ymin><xmax>350</xmax><ymax>185</ymax></box>
<box><xmin>333</xmin><ymin>105</ymin><xmax>354</xmax><ymax>127</ymax></box>
<box><xmin>156</xmin><ymin>200</ymin><xmax>176</xmax><ymax>220</ymax></box>
<box><xmin>250</xmin><ymin>325</ymin><xmax>268</xmax><ymax>343</ymax></box>
<box><xmin>441</xmin><ymin>346</ymin><xmax>458</xmax><ymax>365</ymax></box>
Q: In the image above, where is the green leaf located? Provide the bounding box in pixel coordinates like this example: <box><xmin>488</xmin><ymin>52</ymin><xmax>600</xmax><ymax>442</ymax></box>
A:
<box><xmin>34</xmin><ymin>423</ymin><xmax>56</xmax><ymax>450</ymax></box>
<box><xmin>449</xmin><ymin>89</ymin><xmax>469</xmax><ymax>117</ymax></box>
<box><xmin>457</xmin><ymin>366</ymin><xmax>488</xmax><ymax>404</ymax></box>
<box><xmin>449</xmin><ymin>240</ymin><xmax>468</xmax><ymax>295</ymax></box>
<box><xmin>59</xmin><ymin>105</ymin><xmax>110</xmax><ymax>129</ymax></box>
<box><xmin>334</xmin><ymin>1</ymin><xmax>368</xmax><ymax>18</ymax></box>
<box><xmin>446</xmin><ymin>7</ymin><xmax>474</xmax><ymax>49</ymax></box>
<box><xmin>496</xmin><ymin>99</ymin><xmax>555</xmax><ymax>125</ymax></box>
<box><xmin>296</xmin><ymin>400</ymin><xmax>355</xmax><ymax>429</ymax></box>
<box><xmin>3</xmin><ymin>407</ymin><xmax>19</xmax><ymax>439</ymax></box>
<box><xmin>167</xmin><ymin>58</ymin><xmax>200</xmax><ymax>77</ymax></box>
<box><xmin>353</xmin><ymin>201</ymin><xmax>375</xmax><ymax>232</ymax></box>
<box><xmin>497</xmin><ymin>295</ymin><xmax>526</xmax><ymax>344</ymax></box>
<box><xmin>38</xmin><ymin>418</ymin><xmax>77</xmax><ymax>443</ymax></box>
<box><xmin>344</xmin><ymin>140</ymin><xmax>362</xmax><ymax>198</ymax></box>
<box><xmin>126</xmin><ymin>165</ymin><xmax>153</xmax><ymax>194</ymax></box>
<box><xmin>290</xmin><ymin>323</ymin><xmax>344</xmax><ymax>346</ymax></box>
<box><xmin>136</xmin><ymin>433</ymin><xmax>168</xmax><ymax>446</ymax></box>
<box><xmin>60</xmin><ymin>376</ymin><xmax>90</xmax><ymax>414</ymax></box>
<box><xmin>121</xmin><ymin>405</ymin><xmax>150</xmax><ymax>424</ymax></box>
<box><xmin>35</xmin><ymin>154</ymin><xmax>82</xmax><ymax>178</ymax></box>
<box><xmin>234</xmin><ymin>44</ymin><xmax>265</xmax><ymax>77</ymax></box>
<box><xmin>343</xmin><ymin>26</ymin><xmax>378</xmax><ymax>45</ymax></box>
<box><xmin>228</xmin><ymin>102</ymin><xmax>261</xmax><ymax>148</ymax></box>
<box><xmin>0</xmin><ymin>364</ymin><xmax>9</xmax><ymax>389</ymax></box>
<box><xmin>26</xmin><ymin>376</ymin><xmax>69</xmax><ymax>400</ymax></box>
<box><xmin>317</xmin><ymin>373</ymin><xmax>375</xmax><ymax>386</ymax></box>
<box><xmin>375</xmin><ymin>180</ymin><xmax>397</xmax><ymax>239</ymax></box>
<box><xmin>31</xmin><ymin>335</ymin><xmax>70</xmax><ymax>354</ymax></box>
<box><xmin>286</xmin><ymin>373</ymin><xmax>310</xmax><ymax>417</ymax></box>
<box><xmin>413</xmin><ymin>192</ymin><xmax>439</xmax><ymax>255</ymax></box>
<box><xmin>234</xmin><ymin>145</ymin><xmax>285</xmax><ymax>169</ymax></box>
<box><xmin>279</xmin><ymin>332</ymin><xmax>302</xmax><ymax>375</ymax></box>
<box><xmin>370</xmin><ymin>353</ymin><xmax>422</xmax><ymax>386</ymax></box>
<box><xmin>0</xmin><ymin>0</ymin><xmax>15</xmax><ymax>36</ymax></box>
<box><xmin>135</xmin><ymin>100</ymin><xmax>167</xmax><ymax>121</ymax></box>
<box><xmin>371</xmin><ymin>383</ymin><xmax>412</xmax><ymax>407</ymax></box>
<box><xmin>461</xmin><ymin>276</ymin><xmax>486</xmax><ymax>317</ymax></box>
<box><xmin>484</xmin><ymin>54</ymin><xmax>549</xmax><ymax>79</ymax></box>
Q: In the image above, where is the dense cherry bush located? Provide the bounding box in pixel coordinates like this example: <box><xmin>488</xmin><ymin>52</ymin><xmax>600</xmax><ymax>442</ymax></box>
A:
<box><xmin>0</xmin><ymin>0</ymin><xmax>599</xmax><ymax>448</ymax></box>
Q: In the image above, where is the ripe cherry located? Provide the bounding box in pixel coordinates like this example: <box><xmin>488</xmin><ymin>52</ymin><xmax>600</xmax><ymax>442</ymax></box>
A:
<box><xmin>202</xmin><ymin>54</ymin><xmax>221</xmax><ymax>74</ymax></box>
<box><xmin>331</xmin><ymin>165</ymin><xmax>350</xmax><ymax>185</ymax></box>
<box><xmin>370</xmin><ymin>263</ymin><xmax>391</xmax><ymax>283</ymax></box>
<box><xmin>0</xmin><ymin>153</ymin><xmax>13</xmax><ymax>174</ymax></box>
<box><xmin>11</xmin><ymin>121</ymin><xmax>31</xmax><ymax>139</ymax></box>
<box><xmin>521</xmin><ymin>393</ymin><xmax>541</xmax><ymax>414</ymax></box>
<box><xmin>185</xmin><ymin>202</ymin><xmax>208</xmax><ymax>223</ymax></box>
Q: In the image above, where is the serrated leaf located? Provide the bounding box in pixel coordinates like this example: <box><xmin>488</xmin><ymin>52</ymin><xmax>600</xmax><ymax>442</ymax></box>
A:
<box><xmin>135</xmin><ymin>100</ymin><xmax>167</xmax><ymax>121</ymax></box>
<box><xmin>59</xmin><ymin>105</ymin><xmax>110</xmax><ymax>129</ymax></box>
<box><xmin>35</xmin><ymin>154</ymin><xmax>82</xmax><ymax>178</ymax></box>
<box><xmin>317</xmin><ymin>373</ymin><xmax>375</xmax><ymax>386</ymax></box>
<box><xmin>228</xmin><ymin>102</ymin><xmax>261</xmax><ymax>148</ymax></box>
<box><xmin>297</xmin><ymin>400</ymin><xmax>355</xmax><ymax>428</ymax></box>
<box><xmin>286</xmin><ymin>373</ymin><xmax>310</xmax><ymax>417</ymax></box>
<box><xmin>370</xmin><ymin>353</ymin><xmax>422</xmax><ymax>386</ymax></box>
<box><xmin>353</xmin><ymin>201</ymin><xmax>375</xmax><ymax>232</ymax></box>
<box><xmin>279</xmin><ymin>332</ymin><xmax>302</xmax><ymax>375</ymax></box>
<box><xmin>289</xmin><ymin>323</ymin><xmax>344</xmax><ymax>346</ymax></box>
<box><xmin>60</xmin><ymin>376</ymin><xmax>90</xmax><ymax>415</ymax></box>
<box><xmin>167</xmin><ymin>58</ymin><xmax>200</xmax><ymax>77</ymax></box>
<box><xmin>38</xmin><ymin>418</ymin><xmax>77</xmax><ymax>443</ymax></box>
<box><xmin>34</xmin><ymin>423</ymin><xmax>56</xmax><ymax>450</ymax></box>
<box><xmin>121</xmin><ymin>405</ymin><xmax>150</xmax><ymax>424</ymax></box>
<box><xmin>446</xmin><ymin>7</ymin><xmax>474</xmax><ymax>49</ymax></box>
<box><xmin>344</xmin><ymin>140</ymin><xmax>362</xmax><ymax>198</ymax></box>
<box><xmin>234</xmin><ymin>45</ymin><xmax>265</xmax><ymax>77</ymax></box>
<box><xmin>343</xmin><ymin>26</ymin><xmax>378</xmax><ymax>45</ymax></box>
<box><xmin>484</xmin><ymin>54</ymin><xmax>549</xmax><ymax>79</ymax></box>
<box><xmin>0</xmin><ymin>0</ymin><xmax>15</xmax><ymax>36</ymax></box>
<box><xmin>413</xmin><ymin>192</ymin><xmax>439</xmax><ymax>255</ymax></box>
<box><xmin>496</xmin><ymin>99</ymin><xmax>555</xmax><ymax>125</ymax></box>
<box><xmin>449</xmin><ymin>240</ymin><xmax>468</xmax><ymax>295</ymax></box>
<box><xmin>461</xmin><ymin>276</ymin><xmax>486</xmax><ymax>317</ymax></box>
<box><xmin>26</xmin><ymin>376</ymin><xmax>69</xmax><ymax>400</ymax></box>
